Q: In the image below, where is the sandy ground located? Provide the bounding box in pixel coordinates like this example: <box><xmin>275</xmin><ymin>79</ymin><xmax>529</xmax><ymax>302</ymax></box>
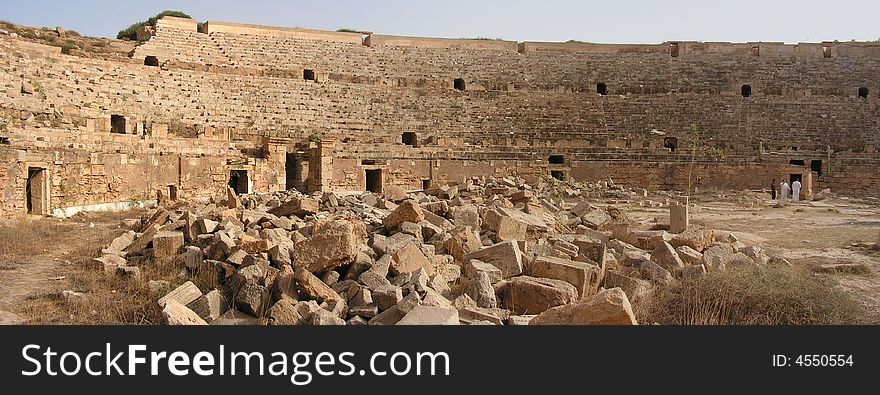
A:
<box><xmin>626</xmin><ymin>194</ymin><xmax>880</xmax><ymax>320</ymax></box>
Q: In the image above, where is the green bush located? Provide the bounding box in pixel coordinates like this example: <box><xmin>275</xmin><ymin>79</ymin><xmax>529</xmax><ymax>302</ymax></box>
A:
<box><xmin>116</xmin><ymin>10</ymin><xmax>192</xmax><ymax>41</ymax></box>
<box><xmin>336</xmin><ymin>28</ymin><xmax>359</xmax><ymax>33</ymax></box>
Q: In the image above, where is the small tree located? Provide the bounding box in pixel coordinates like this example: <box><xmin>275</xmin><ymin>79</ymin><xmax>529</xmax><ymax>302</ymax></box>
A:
<box><xmin>117</xmin><ymin>10</ymin><xmax>192</xmax><ymax>41</ymax></box>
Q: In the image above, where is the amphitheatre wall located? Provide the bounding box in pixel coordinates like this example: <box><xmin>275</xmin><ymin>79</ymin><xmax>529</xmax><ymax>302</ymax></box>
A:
<box><xmin>0</xmin><ymin>16</ymin><xmax>878</xmax><ymax>216</ymax></box>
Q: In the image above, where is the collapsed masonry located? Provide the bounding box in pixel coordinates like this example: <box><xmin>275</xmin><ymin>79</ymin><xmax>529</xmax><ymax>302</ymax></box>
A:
<box><xmin>91</xmin><ymin>176</ymin><xmax>777</xmax><ymax>325</ymax></box>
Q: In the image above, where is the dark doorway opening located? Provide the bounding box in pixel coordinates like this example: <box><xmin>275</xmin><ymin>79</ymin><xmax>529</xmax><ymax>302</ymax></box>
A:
<box><xmin>548</xmin><ymin>155</ymin><xmax>565</xmax><ymax>164</ymax></box>
<box><xmin>811</xmin><ymin>160</ymin><xmax>823</xmax><ymax>177</ymax></box>
<box><xmin>303</xmin><ymin>69</ymin><xmax>316</xmax><ymax>81</ymax></box>
<box><xmin>26</xmin><ymin>167</ymin><xmax>47</xmax><ymax>215</ymax></box>
<box><xmin>663</xmin><ymin>137</ymin><xmax>678</xmax><ymax>152</ymax></box>
<box><xmin>168</xmin><ymin>185</ymin><xmax>178</xmax><ymax>201</ymax></box>
<box><xmin>670</xmin><ymin>43</ymin><xmax>679</xmax><ymax>57</ymax></box>
<box><xmin>789</xmin><ymin>159</ymin><xmax>805</xmax><ymax>166</ymax></box>
<box><xmin>858</xmin><ymin>87</ymin><xmax>869</xmax><ymax>99</ymax></box>
<box><xmin>454</xmin><ymin>78</ymin><xmax>466</xmax><ymax>91</ymax></box>
<box><xmin>286</xmin><ymin>153</ymin><xmax>306</xmax><ymax>192</ymax></box>
<box><xmin>550</xmin><ymin>170</ymin><xmax>566</xmax><ymax>181</ymax></box>
<box><xmin>741</xmin><ymin>84</ymin><xmax>752</xmax><ymax>97</ymax></box>
<box><xmin>229</xmin><ymin>170</ymin><xmax>248</xmax><ymax>194</ymax></box>
<box><xmin>789</xmin><ymin>174</ymin><xmax>802</xmax><ymax>185</ymax></box>
<box><xmin>402</xmin><ymin>132</ymin><xmax>418</xmax><ymax>147</ymax></box>
<box><xmin>597</xmin><ymin>83</ymin><xmax>607</xmax><ymax>95</ymax></box>
<box><xmin>421</xmin><ymin>179</ymin><xmax>430</xmax><ymax>190</ymax></box>
<box><xmin>365</xmin><ymin>169</ymin><xmax>382</xmax><ymax>193</ymax></box>
<box><xmin>144</xmin><ymin>56</ymin><xmax>159</xmax><ymax>67</ymax></box>
<box><xmin>110</xmin><ymin>115</ymin><xmax>126</xmax><ymax>134</ymax></box>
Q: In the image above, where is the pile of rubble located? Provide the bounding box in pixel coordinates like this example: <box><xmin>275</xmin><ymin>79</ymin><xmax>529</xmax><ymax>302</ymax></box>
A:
<box><xmin>92</xmin><ymin>176</ymin><xmax>775</xmax><ymax>325</ymax></box>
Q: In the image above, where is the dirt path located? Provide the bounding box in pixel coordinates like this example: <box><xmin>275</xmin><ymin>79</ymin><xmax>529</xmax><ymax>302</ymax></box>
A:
<box><xmin>0</xmin><ymin>215</ymin><xmax>124</xmax><ymax>324</ymax></box>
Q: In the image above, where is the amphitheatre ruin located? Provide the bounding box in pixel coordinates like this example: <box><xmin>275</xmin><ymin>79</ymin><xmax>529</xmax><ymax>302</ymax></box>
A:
<box><xmin>0</xmin><ymin>15</ymin><xmax>878</xmax><ymax>325</ymax></box>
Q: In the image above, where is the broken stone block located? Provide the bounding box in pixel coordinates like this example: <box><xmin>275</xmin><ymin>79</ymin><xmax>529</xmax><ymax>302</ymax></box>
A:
<box><xmin>152</xmin><ymin>231</ymin><xmax>184</xmax><ymax>258</ymax></box>
<box><xmin>115</xmin><ymin>266</ymin><xmax>142</xmax><ymax>282</ymax></box>
<box><xmin>465</xmin><ymin>271</ymin><xmax>497</xmax><ymax>308</ymax></box>
<box><xmin>528</xmin><ymin>256</ymin><xmax>603</xmax><ymax>299</ymax></box>
<box><xmin>502</xmin><ymin>276</ymin><xmax>578</xmax><ymax>315</ymax></box>
<box><xmin>530</xmin><ymin>287</ymin><xmax>637</xmax><ymax>325</ymax></box>
<box><xmin>124</xmin><ymin>224</ymin><xmax>160</xmax><ymax>254</ymax></box>
<box><xmin>396</xmin><ymin>306</ymin><xmax>460</xmax><ymax>325</ymax></box>
<box><xmin>463</xmin><ymin>240</ymin><xmax>524</xmax><ymax>278</ymax></box>
<box><xmin>294</xmin><ymin>268</ymin><xmax>342</xmax><ymax>303</ymax></box>
<box><xmin>581</xmin><ymin>209</ymin><xmax>611</xmax><ymax>230</ymax></box>
<box><xmin>107</xmin><ymin>231</ymin><xmax>135</xmax><ymax>252</ymax></box>
<box><xmin>390</xmin><ymin>242</ymin><xmax>431</xmax><ymax>275</ymax></box>
<box><xmin>227</xmin><ymin>187</ymin><xmax>242</xmax><ymax>209</ymax></box>
<box><xmin>268</xmin><ymin>196</ymin><xmax>319</xmax><ymax>218</ymax></box>
<box><xmin>671</xmin><ymin>226</ymin><xmax>715</xmax><ymax>252</ymax></box>
<box><xmin>310</xmin><ymin>309</ymin><xmax>346</xmax><ymax>325</ymax></box>
<box><xmin>676</xmin><ymin>245</ymin><xmax>704</xmax><ymax>266</ymax></box>
<box><xmin>452</xmin><ymin>205</ymin><xmax>481</xmax><ymax>229</ymax></box>
<box><xmin>197</xmin><ymin>218</ymin><xmax>219</xmax><ymax>234</ymax></box>
<box><xmin>267</xmin><ymin>298</ymin><xmax>307</xmax><ymax>325</ymax></box>
<box><xmin>465</xmin><ymin>259</ymin><xmax>503</xmax><ymax>284</ymax></box>
<box><xmin>158</xmin><ymin>281</ymin><xmax>203</xmax><ymax>308</ymax></box>
<box><xmin>163</xmin><ymin>299</ymin><xmax>208</xmax><ymax>325</ymax></box>
<box><xmin>188</xmin><ymin>289</ymin><xmax>229</xmax><ymax>322</ymax></box>
<box><xmin>651</xmin><ymin>241</ymin><xmax>685</xmax><ymax>272</ymax></box>
<box><xmin>372</xmin><ymin>284</ymin><xmax>403</xmax><ymax>310</ymax></box>
<box><xmin>180</xmin><ymin>246</ymin><xmax>203</xmax><ymax>270</ymax></box>
<box><xmin>495</xmin><ymin>215</ymin><xmax>527</xmax><ymax>242</ymax></box>
<box><xmin>635</xmin><ymin>260</ymin><xmax>674</xmax><ymax>286</ymax></box>
<box><xmin>235</xmin><ymin>283</ymin><xmax>270</xmax><ymax>317</ymax></box>
<box><xmin>382</xmin><ymin>200</ymin><xmax>425</xmax><ymax>230</ymax></box>
<box><xmin>399</xmin><ymin>221</ymin><xmax>424</xmax><ymax>242</ymax></box>
<box><xmin>291</xmin><ymin>219</ymin><xmax>363</xmax><ymax>273</ymax></box>
<box><xmin>347</xmin><ymin>316</ymin><xmax>369</xmax><ymax>325</ymax></box>
<box><xmin>349</xmin><ymin>304</ymin><xmax>379</xmax><ymax>318</ymax></box>
<box><xmin>396</xmin><ymin>291</ymin><xmax>421</xmax><ymax>313</ymax></box>
<box><xmin>445</xmin><ymin>226</ymin><xmax>483</xmax><ymax>262</ymax></box>
<box><xmin>368</xmin><ymin>305</ymin><xmax>405</xmax><ymax>325</ymax></box>
<box><xmin>602</xmin><ymin>270</ymin><xmax>652</xmax><ymax>303</ymax></box>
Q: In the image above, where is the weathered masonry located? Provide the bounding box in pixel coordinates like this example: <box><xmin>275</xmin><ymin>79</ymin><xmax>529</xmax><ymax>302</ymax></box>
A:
<box><xmin>0</xmin><ymin>16</ymin><xmax>878</xmax><ymax>216</ymax></box>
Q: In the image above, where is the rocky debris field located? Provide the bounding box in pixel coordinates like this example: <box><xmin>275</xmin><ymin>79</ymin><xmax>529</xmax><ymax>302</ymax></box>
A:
<box><xmin>91</xmin><ymin>176</ymin><xmax>804</xmax><ymax>325</ymax></box>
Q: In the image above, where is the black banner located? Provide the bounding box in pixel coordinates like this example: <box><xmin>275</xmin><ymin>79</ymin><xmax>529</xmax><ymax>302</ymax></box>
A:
<box><xmin>1</xmin><ymin>326</ymin><xmax>875</xmax><ymax>392</ymax></box>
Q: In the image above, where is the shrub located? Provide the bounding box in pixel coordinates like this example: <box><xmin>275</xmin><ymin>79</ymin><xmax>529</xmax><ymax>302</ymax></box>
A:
<box><xmin>117</xmin><ymin>10</ymin><xmax>192</xmax><ymax>41</ymax></box>
<box><xmin>637</xmin><ymin>265</ymin><xmax>868</xmax><ymax>325</ymax></box>
<box><xmin>337</xmin><ymin>28</ymin><xmax>359</xmax><ymax>33</ymax></box>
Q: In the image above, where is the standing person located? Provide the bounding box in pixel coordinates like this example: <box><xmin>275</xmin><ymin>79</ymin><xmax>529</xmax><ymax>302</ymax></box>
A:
<box><xmin>792</xmin><ymin>179</ymin><xmax>802</xmax><ymax>203</ymax></box>
<box><xmin>770</xmin><ymin>179</ymin><xmax>777</xmax><ymax>200</ymax></box>
<box><xmin>780</xmin><ymin>180</ymin><xmax>790</xmax><ymax>203</ymax></box>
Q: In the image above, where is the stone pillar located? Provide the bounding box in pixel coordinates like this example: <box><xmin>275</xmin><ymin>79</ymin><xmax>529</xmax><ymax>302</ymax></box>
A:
<box><xmin>802</xmin><ymin>171</ymin><xmax>813</xmax><ymax>201</ymax></box>
<box><xmin>307</xmin><ymin>139</ymin><xmax>334</xmax><ymax>193</ymax></box>
<box><xmin>670</xmin><ymin>203</ymin><xmax>689</xmax><ymax>234</ymax></box>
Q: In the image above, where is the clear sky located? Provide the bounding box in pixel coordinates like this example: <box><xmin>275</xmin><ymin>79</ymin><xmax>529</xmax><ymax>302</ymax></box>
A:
<box><xmin>1</xmin><ymin>0</ymin><xmax>877</xmax><ymax>43</ymax></box>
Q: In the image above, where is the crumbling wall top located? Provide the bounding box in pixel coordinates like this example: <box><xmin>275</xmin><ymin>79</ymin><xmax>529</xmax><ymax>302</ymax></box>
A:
<box><xmin>203</xmin><ymin>20</ymin><xmax>363</xmax><ymax>44</ymax></box>
<box><xmin>370</xmin><ymin>35</ymin><xmax>518</xmax><ymax>51</ymax></box>
<box><xmin>156</xmin><ymin>16</ymin><xmax>198</xmax><ymax>32</ymax></box>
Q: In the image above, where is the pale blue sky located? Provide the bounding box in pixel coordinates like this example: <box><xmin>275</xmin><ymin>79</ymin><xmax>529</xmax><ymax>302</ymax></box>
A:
<box><xmin>1</xmin><ymin>0</ymin><xmax>877</xmax><ymax>43</ymax></box>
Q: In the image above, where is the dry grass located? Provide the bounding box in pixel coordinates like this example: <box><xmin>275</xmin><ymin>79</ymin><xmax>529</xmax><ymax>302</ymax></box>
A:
<box><xmin>637</xmin><ymin>265</ymin><xmax>868</xmax><ymax>325</ymax></box>
<box><xmin>19</xmin><ymin>257</ymin><xmax>188</xmax><ymax>325</ymax></box>
<box><xmin>0</xmin><ymin>217</ymin><xmax>67</xmax><ymax>257</ymax></box>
